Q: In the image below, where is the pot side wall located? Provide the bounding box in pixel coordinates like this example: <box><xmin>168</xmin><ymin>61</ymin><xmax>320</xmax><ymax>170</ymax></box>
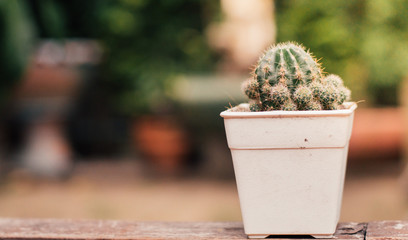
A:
<box><xmin>221</xmin><ymin>103</ymin><xmax>356</xmax><ymax>236</ymax></box>
<box><xmin>231</xmin><ymin>146</ymin><xmax>349</xmax><ymax>235</ymax></box>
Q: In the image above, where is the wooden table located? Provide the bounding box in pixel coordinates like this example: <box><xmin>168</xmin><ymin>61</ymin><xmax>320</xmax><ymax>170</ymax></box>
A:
<box><xmin>0</xmin><ymin>218</ymin><xmax>407</xmax><ymax>239</ymax></box>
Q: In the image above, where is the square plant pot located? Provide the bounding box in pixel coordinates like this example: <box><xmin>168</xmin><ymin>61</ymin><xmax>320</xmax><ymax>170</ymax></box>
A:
<box><xmin>220</xmin><ymin>102</ymin><xmax>357</xmax><ymax>239</ymax></box>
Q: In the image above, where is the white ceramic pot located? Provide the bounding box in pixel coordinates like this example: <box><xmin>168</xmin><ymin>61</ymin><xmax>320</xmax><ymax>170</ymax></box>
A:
<box><xmin>220</xmin><ymin>102</ymin><xmax>357</xmax><ymax>239</ymax></box>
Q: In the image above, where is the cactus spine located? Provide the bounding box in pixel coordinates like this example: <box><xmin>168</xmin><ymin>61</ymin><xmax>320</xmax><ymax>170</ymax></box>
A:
<box><xmin>242</xmin><ymin>42</ymin><xmax>351</xmax><ymax>111</ymax></box>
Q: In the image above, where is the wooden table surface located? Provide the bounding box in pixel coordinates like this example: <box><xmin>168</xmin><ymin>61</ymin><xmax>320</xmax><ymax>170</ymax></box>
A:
<box><xmin>0</xmin><ymin>218</ymin><xmax>407</xmax><ymax>239</ymax></box>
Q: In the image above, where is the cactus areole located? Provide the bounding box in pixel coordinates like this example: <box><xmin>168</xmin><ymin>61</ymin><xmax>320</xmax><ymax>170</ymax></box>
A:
<box><xmin>242</xmin><ymin>42</ymin><xmax>351</xmax><ymax>111</ymax></box>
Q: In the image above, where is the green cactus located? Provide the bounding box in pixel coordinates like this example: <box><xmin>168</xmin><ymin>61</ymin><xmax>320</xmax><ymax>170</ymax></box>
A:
<box><xmin>242</xmin><ymin>42</ymin><xmax>351</xmax><ymax>111</ymax></box>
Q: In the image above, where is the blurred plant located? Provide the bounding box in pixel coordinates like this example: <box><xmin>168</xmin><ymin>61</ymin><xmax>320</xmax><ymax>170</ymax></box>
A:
<box><xmin>0</xmin><ymin>0</ymin><xmax>220</xmax><ymax>115</ymax></box>
<box><xmin>0</xmin><ymin>0</ymin><xmax>35</xmax><ymax>105</ymax></box>
<box><xmin>101</xmin><ymin>0</ymin><xmax>220</xmax><ymax>114</ymax></box>
<box><xmin>54</xmin><ymin>0</ymin><xmax>220</xmax><ymax>115</ymax></box>
<box><xmin>275</xmin><ymin>0</ymin><xmax>408</xmax><ymax>106</ymax></box>
<box><xmin>0</xmin><ymin>0</ymin><xmax>66</xmax><ymax>107</ymax></box>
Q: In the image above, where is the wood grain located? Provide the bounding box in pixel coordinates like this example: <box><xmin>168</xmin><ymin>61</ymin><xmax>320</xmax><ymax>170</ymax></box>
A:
<box><xmin>0</xmin><ymin>218</ymin><xmax>400</xmax><ymax>240</ymax></box>
<box><xmin>366</xmin><ymin>220</ymin><xmax>408</xmax><ymax>239</ymax></box>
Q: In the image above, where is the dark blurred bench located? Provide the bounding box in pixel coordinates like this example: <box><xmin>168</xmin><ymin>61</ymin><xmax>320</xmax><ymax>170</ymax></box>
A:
<box><xmin>0</xmin><ymin>218</ymin><xmax>406</xmax><ymax>239</ymax></box>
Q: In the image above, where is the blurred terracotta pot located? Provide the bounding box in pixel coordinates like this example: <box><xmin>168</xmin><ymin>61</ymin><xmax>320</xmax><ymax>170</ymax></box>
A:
<box><xmin>132</xmin><ymin>115</ymin><xmax>190</xmax><ymax>175</ymax></box>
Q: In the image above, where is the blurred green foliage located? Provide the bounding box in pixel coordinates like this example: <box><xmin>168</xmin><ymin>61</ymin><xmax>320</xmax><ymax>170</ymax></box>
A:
<box><xmin>58</xmin><ymin>0</ymin><xmax>220</xmax><ymax>114</ymax></box>
<box><xmin>101</xmin><ymin>0</ymin><xmax>220</xmax><ymax>114</ymax></box>
<box><xmin>276</xmin><ymin>0</ymin><xmax>408</xmax><ymax>106</ymax></box>
<box><xmin>4</xmin><ymin>0</ymin><xmax>408</xmax><ymax>109</ymax></box>
<box><xmin>0</xmin><ymin>0</ymin><xmax>219</xmax><ymax>114</ymax></box>
<box><xmin>0</xmin><ymin>0</ymin><xmax>35</xmax><ymax>104</ymax></box>
<box><xmin>0</xmin><ymin>0</ymin><xmax>67</xmax><ymax>106</ymax></box>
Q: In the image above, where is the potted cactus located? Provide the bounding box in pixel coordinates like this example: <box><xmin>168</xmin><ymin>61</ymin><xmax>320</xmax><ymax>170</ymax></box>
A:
<box><xmin>220</xmin><ymin>42</ymin><xmax>357</xmax><ymax>238</ymax></box>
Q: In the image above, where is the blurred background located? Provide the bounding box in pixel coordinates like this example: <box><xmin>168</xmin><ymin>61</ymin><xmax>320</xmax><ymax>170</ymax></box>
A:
<box><xmin>1</xmin><ymin>0</ymin><xmax>408</xmax><ymax>222</ymax></box>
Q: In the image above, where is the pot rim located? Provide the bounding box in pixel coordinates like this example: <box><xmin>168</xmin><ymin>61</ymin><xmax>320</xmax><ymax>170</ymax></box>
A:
<box><xmin>220</xmin><ymin>102</ymin><xmax>357</xmax><ymax>119</ymax></box>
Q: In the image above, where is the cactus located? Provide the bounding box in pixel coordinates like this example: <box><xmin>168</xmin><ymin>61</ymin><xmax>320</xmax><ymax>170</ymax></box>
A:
<box><xmin>242</xmin><ymin>42</ymin><xmax>351</xmax><ymax>111</ymax></box>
